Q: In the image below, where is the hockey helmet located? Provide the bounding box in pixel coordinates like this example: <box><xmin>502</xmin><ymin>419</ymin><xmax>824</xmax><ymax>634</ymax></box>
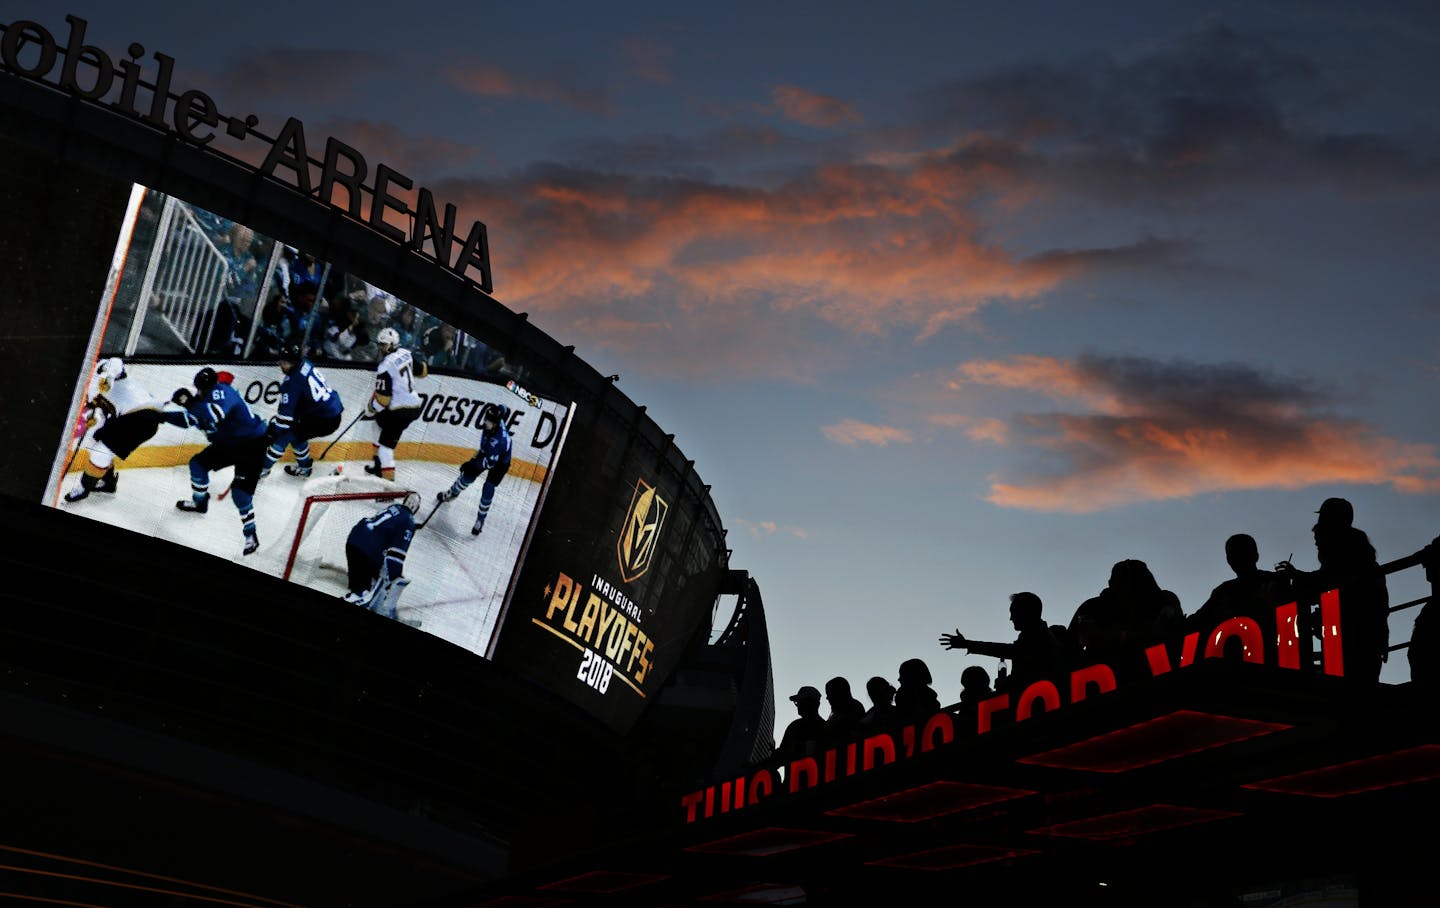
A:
<box><xmin>193</xmin><ymin>367</ymin><xmax>218</xmax><ymax>392</ymax></box>
<box><xmin>99</xmin><ymin>357</ymin><xmax>126</xmax><ymax>379</ymax></box>
<box><xmin>278</xmin><ymin>343</ymin><xmax>303</xmax><ymax>363</ymax></box>
<box><xmin>402</xmin><ymin>490</ymin><xmax>422</xmax><ymax>515</ymax></box>
<box><xmin>376</xmin><ymin>327</ymin><xmax>400</xmax><ymax>351</ymax></box>
<box><xmin>484</xmin><ymin>402</ymin><xmax>510</xmax><ymax>427</ymax></box>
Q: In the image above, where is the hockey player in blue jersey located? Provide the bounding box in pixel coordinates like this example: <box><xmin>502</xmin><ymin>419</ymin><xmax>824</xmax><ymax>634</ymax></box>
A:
<box><xmin>343</xmin><ymin>491</ymin><xmax>421</xmax><ymax>620</ymax></box>
<box><xmin>164</xmin><ymin>367</ymin><xmax>269</xmax><ymax>556</ymax></box>
<box><xmin>260</xmin><ymin>344</ymin><xmax>344</xmax><ymax>479</ymax></box>
<box><xmin>435</xmin><ymin>402</ymin><xmax>513</xmax><ymax>537</ymax></box>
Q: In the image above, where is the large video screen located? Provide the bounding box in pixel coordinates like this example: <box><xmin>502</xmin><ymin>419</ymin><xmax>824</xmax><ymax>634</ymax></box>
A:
<box><xmin>44</xmin><ymin>184</ymin><xmax>571</xmax><ymax>660</ymax></box>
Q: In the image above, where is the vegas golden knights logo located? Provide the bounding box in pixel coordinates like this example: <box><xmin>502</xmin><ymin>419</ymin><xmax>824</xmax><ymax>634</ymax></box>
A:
<box><xmin>618</xmin><ymin>478</ymin><xmax>668</xmax><ymax>583</ymax></box>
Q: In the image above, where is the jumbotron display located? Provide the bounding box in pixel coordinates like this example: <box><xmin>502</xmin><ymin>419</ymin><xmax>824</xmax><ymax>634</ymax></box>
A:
<box><xmin>3</xmin><ymin>10</ymin><xmax>731</xmax><ymax>735</ymax></box>
<box><xmin>46</xmin><ymin>184</ymin><xmax>571</xmax><ymax>661</ymax></box>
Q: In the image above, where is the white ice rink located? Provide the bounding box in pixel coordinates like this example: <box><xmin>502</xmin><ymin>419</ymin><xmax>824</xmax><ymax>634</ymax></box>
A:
<box><xmin>49</xmin><ymin>456</ymin><xmax>541</xmax><ymax>659</ymax></box>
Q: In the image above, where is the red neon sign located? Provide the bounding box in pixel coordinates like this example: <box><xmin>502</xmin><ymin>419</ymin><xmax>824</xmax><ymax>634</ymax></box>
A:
<box><xmin>680</xmin><ymin>593</ymin><xmax>1343</xmax><ymax>825</ymax></box>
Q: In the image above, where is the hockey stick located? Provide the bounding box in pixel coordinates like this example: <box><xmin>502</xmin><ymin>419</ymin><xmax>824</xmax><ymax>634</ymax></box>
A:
<box><xmin>319</xmin><ymin>411</ymin><xmax>371</xmax><ymax>466</ymax></box>
<box><xmin>216</xmin><ymin>468</ymin><xmax>236</xmax><ymax>501</ymax></box>
<box><xmin>416</xmin><ymin>496</ymin><xmax>447</xmax><ymax>530</ymax></box>
<box><xmin>61</xmin><ymin>420</ymin><xmax>93</xmax><ymax>490</ymax></box>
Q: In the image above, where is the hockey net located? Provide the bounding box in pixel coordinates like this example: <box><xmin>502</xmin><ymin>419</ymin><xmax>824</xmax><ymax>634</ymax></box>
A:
<box><xmin>281</xmin><ymin>473</ymin><xmax>417</xmax><ymax>585</ymax></box>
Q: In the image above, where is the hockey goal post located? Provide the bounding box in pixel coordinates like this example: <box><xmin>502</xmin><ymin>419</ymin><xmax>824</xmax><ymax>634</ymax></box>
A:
<box><xmin>281</xmin><ymin>474</ymin><xmax>418</xmax><ymax>585</ymax></box>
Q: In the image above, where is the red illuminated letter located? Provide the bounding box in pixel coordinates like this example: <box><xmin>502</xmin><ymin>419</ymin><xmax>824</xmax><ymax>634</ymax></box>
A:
<box><xmin>1320</xmin><ymin>588</ymin><xmax>1344</xmax><ymax>677</ymax></box>
<box><xmin>1015</xmin><ymin>680</ymin><xmax>1061</xmax><ymax>721</ymax></box>
<box><xmin>862</xmin><ymin>733</ymin><xmax>897</xmax><ymax>771</ymax></box>
<box><xmin>1070</xmin><ymin>664</ymin><xmax>1117</xmax><ymax>703</ymax></box>
<box><xmin>748</xmin><ymin>769</ymin><xmax>775</xmax><ymax>805</ymax></box>
<box><xmin>1204</xmin><ymin>617</ymin><xmax>1264</xmax><ymax>664</ymax></box>
<box><xmin>920</xmin><ymin>712</ymin><xmax>955</xmax><ymax>751</ymax></box>
<box><xmin>788</xmin><ymin>757</ymin><xmax>820</xmax><ymax>793</ymax></box>
<box><xmin>977</xmin><ymin>694</ymin><xmax>1009</xmax><ymax>735</ymax></box>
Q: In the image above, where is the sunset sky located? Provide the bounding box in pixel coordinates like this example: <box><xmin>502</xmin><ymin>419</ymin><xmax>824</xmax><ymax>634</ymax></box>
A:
<box><xmin>36</xmin><ymin>1</ymin><xmax>1440</xmax><ymax>713</ymax></box>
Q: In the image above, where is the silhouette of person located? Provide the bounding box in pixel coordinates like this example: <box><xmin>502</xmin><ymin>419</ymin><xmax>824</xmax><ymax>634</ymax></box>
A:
<box><xmin>893</xmin><ymin>658</ymin><xmax>941</xmax><ymax>724</ymax></box>
<box><xmin>939</xmin><ymin>591</ymin><xmax>1065</xmax><ymax>692</ymax></box>
<box><xmin>1069</xmin><ymin>559</ymin><xmax>1184</xmax><ymax>672</ymax></box>
<box><xmin>822</xmin><ymin>676</ymin><xmax>866</xmax><ymax>745</ymax></box>
<box><xmin>1405</xmin><ymin>536</ymin><xmax>1439</xmax><ymax>688</ymax></box>
<box><xmin>775</xmin><ymin>686</ymin><xmax>826</xmax><ymax>764</ymax></box>
<box><xmin>1277</xmin><ymin>498</ymin><xmax>1390</xmax><ymax>683</ymax></box>
<box><xmin>858</xmin><ymin>676</ymin><xmax>897</xmax><ymax>734</ymax></box>
<box><xmin>960</xmin><ymin>665</ymin><xmax>994</xmax><ymax>704</ymax></box>
<box><xmin>948</xmin><ymin>664</ymin><xmax>996</xmax><ymax>736</ymax></box>
<box><xmin>1187</xmin><ymin>533</ymin><xmax>1291</xmax><ymax>661</ymax></box>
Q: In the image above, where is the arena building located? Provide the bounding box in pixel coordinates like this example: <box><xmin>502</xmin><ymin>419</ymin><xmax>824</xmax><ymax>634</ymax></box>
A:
<box><xmin>1</xmin><ymin>12</ymin><xmax>1436</xmax><ymax>908</ymax></box>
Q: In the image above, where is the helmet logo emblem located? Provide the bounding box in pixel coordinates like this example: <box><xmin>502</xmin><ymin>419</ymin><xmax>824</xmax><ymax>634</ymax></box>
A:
<box><xmin>617</xmin><ymin>478</ymin><xmax>667</xmax><ymax>583</ymax></box>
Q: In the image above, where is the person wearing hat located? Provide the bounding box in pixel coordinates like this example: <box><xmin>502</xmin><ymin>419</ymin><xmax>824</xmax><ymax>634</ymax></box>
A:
<box><xmin>775</xmin><ymin>684</ymin><xmax>826</xmax><ymax>765</ymax></box>
<box><xmin>1277</xmin><ymin>497</ymin><xmax>1390</xmax><ymax>682</ymax></box>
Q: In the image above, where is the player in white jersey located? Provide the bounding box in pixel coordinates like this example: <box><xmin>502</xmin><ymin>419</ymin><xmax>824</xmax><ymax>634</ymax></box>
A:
<box><xmin>63</xmin><ymin>357</ymin><xmax>170</xmax><ymax>502</ymax></box>
<box><xmin>364</xmin><ymin>327</ymin><xmax>427</xmax><ymax>481</ymax></box>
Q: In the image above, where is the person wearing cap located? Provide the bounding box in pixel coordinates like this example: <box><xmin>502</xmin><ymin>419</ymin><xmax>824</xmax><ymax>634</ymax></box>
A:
<box><xmin>775</xmin><ymin>685</ymin><xmax>826</xmax><ymax>765</ymax></box>
<box><xmin>1277</xmin><ymin>497</ymin><xmax>1390</xmax><ymax>682</ymax></box>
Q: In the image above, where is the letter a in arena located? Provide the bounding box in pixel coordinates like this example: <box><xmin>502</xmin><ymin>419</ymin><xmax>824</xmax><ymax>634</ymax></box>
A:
<box><xmin>261</xmin><ymin>117</ymin><xmax>313</xmax><ymax>195</ymax></box>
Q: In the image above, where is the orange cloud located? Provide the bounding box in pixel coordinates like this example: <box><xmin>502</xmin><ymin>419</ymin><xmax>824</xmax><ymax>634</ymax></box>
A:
<box><xmin>771</xmin><ymin>84</ymin><xmax>862</xmax><ymax>128</ymax></box>
<box><xmin>822</xmin><ymin>420</ymin><xmax>914</xmax><ymax>447</ymax></box>
<box><xmin>446</xmin><ymin>63</ymin><xmax>612</xmax><ymax>114</ymax></box>
<box><xmin>427</xmin><ymin>152</ymin><xmax>1175</xmax><ymax>359</ymax></box>
<box><xmin>966</xmin><ymin>418</ymin><xmax>1010</xmax><ymax>445</ymax></box>
<box><xmin>949</xmin><ymin>354</ymin><xmax>1440</xmax><ymax>511</ymax></box>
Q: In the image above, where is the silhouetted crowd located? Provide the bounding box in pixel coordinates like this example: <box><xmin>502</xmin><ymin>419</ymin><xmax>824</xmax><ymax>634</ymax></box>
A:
<box><xmin>772</xmin><ymin>497</ymin><xmax>1438</xmax><ymax>767</ymax></box>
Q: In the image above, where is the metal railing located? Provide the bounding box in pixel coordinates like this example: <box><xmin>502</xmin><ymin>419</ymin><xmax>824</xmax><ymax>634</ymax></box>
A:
<box><xmin>128</xmin><ymin>197</ymin><xmax>230</xmax><ymax>354</ymax></box>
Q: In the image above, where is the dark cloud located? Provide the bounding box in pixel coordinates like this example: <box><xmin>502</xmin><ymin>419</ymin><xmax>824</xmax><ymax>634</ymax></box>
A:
<box><xmin>312</xmin><ymin>118</ymin><xmax>478</xmax><ymax>180</ymax></box>
<box><xmin>563</xmin><ymin>125</ymin><xmax>839</xmax><ymax>177</ymax></box>
<box><xmin>911</xmin><ymin>23</ymin><xmax>1439</xmax><ymax>195</ymax></box>
<box><xmin>208</xmin><ymin>48</ymin><xmax>375</xmax><ymax>106</ymax></box>
<box><xmin>1020</xmin><ymin>237</ymin><xmax>1192</xmax><ymax>279</ymax></box>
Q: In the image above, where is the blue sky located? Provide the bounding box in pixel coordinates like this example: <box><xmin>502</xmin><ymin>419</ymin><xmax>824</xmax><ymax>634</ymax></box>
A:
<box><xmin>30</xmin><ymin>1</ymin><xmax>1440</xmax><ymax>715</ymax></box>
